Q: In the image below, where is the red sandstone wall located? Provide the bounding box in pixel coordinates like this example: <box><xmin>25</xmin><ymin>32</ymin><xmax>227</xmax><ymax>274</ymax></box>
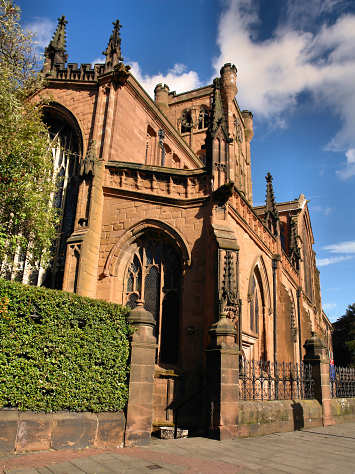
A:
<box><xmin>0</xmin><ymin>411</ymin><xmax>125</xmax><ymax>454</ymax></box>
<box><xmin>108</xmin><ymin>84</ymin><xmax>200</xmax><ymax>169</ymax></box>
<box><xmin>238</xmin><ymin>399</ymin><xmax>322</xmax><ymax>437</ymax></box>
<box><xmin>38</xmin><ymin>85</ymin><xmax>97</xmax><ymax>154</ymax></box>
<box><xmin>96</xmin><ymin>194</ymin><xmax>215</xmax><ymax>370</ymax></box>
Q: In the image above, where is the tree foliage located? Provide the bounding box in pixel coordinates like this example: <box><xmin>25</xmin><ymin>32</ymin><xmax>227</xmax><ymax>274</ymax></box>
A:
<box><xmin>0</xmin><ymin>0</ymin><xmax>57</xmax><ymax>267</ymax></box>
<box><xmin>332</xmin><ymin>303</ymin><xmax>355</xmax><ymax>367</ymax></box>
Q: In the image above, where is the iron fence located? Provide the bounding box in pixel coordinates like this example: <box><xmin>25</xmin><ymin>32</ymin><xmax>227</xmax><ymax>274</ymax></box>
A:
<box><xmin>330</xmin><ymin>365</ymin><xmax>355</xmax><ymax>398</ymax></box>
<box><xmin>239</xmin><ymin>360</ymin><xmax>314</xmax><ymax>401</ymax></box>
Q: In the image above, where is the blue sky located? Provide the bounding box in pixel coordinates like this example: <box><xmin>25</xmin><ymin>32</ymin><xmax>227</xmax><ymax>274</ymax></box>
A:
<box><xmin>17</xmin><ymin>0</ymin><xmax>355</xmax><ymax>322</ymax></box>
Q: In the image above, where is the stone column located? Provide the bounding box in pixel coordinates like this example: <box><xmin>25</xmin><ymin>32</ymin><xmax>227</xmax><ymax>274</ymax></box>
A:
<box><xmin>206</xmin><ymin>314</ymin><xmax>239</xmax><ymax>440</ymax></box>
<box><xmin>304</xmin><ymin>332</ymin><xmax>335</xmax><ymax>427</ymax></box>
<box><xmin>125</xmin><ymin>301</ymin><xmax>157</xmax><ymax>446</ymax></box>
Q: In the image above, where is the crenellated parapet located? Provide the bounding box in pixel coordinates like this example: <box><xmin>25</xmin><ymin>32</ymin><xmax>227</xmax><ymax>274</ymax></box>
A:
<box><xmin>104</xmin><ymin>162</ymin><xmax>210</xmax><ymax>202</ymax></box>
<box><xmin>43</xmin><ymin>17</ymin><xmax>130</xmax><ymax>87</ymax></box>
<box><xmin>51</xmin><ymin>63</ymin><xmax>105</xmax><ymax>82</ymax></box>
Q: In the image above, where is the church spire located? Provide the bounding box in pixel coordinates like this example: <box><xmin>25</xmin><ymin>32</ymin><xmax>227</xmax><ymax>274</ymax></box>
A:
<box><xmin>42</xmin><ymin>16</ymin><xmax>68</xmax><ymax>75</ymax></box>
<box><xmin>264</xmin><ymin>172</ymin><xmax>280</xmax><ymax>236</ymax></box>
<box><xmin>103</xmin><ymin>20</ymin><xmax>123</xmax><ymax>72</ymax></box>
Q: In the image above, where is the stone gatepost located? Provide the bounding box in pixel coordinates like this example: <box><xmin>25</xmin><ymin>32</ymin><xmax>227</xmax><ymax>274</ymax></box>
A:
<box><xmin>125</xmin><ymin>301</ymin><xmax>157</xmax><ymax>446</ymax></box>
<box><xmin>206</xmin><ymin>314</ymin><xmax>239</xmax><ymax>440</ymax></box>
<box><xmin>304</xmin><ymin>332</ymin><xmax>335</xmax><ymax>427</ymax></box>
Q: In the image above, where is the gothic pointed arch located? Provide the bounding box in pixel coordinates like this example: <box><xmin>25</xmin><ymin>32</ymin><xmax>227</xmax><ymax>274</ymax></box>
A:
<box><xmin>103</xmin><ymin>219</ymin><xmax>191</xmax><ymax>279</ymax></box>
<box><xmin>247</xmin><ymin>256</ymin><xmax>271</xmax><ymax>361</ymax></box>
<box><xmin>247</xmin><ymin>255</ymin><xmax>272</xmax><ymax>316</ymax></box>
<box><xmin>281</xmin><ymin>284</ymin><xmax>297</xmax><ymax>343</ymax></box>
<box><xmin>21</xmin><ymin>102</ymin><xmax>84</xmax><ymax>289</ymax></box>
<box><xmin>42</xmin><ymin>102</ymin><xmax>84</xmax><ymax>156</ymax></box>
<box><xmin>103</xmin><ymin>219</ymin><xmax>190</xmax><ymax>366</ymax></box>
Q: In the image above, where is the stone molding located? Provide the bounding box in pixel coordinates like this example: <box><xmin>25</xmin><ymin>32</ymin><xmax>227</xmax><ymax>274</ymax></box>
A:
<box><xmin>104</xmin><ymin>162</ymin><xmax>210</xmax><ymax>203</ymax></box>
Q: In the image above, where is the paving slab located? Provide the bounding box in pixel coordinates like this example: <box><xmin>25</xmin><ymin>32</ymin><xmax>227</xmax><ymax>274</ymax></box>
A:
<box><xmin>1</xmin><ymin>422</ymin><xmax>355</xmax><ymax>474</ymax></box>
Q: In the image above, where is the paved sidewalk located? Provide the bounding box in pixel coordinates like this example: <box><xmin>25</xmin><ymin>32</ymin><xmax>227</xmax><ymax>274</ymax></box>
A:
<box><xmin>1</xmin><ymin>423</ymin><xmax>355</xmax><ymax>473</ymax></box>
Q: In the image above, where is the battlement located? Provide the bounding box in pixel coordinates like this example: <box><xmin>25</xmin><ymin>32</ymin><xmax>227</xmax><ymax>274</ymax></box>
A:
<box><xmin>49</xmin><ymin>63</ymin><xmax>105</xmax><ymax>82</ymax></box>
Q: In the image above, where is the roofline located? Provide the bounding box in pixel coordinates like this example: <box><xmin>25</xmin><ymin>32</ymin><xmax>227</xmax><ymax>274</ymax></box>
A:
<box><xmin>128</xmin><ymin>73</ymin><xmax>204</xmax><ymax>168</ymax></box>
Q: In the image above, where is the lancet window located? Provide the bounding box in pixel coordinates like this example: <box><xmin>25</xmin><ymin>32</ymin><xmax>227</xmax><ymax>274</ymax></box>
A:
<box><xmin>45</xmin><ymin>110</ymin><xmax>80</xmax><ymax>289</ymax></box>
<box><xmin>198</xmin><ymin>105</ymin><xmax>209</xmax><ymax>130</ymax></box>
<box><xmin>250</xmin><ymin>275</ymin><xmax>259</xmax><ymax>334</ymax></box>
<box><xmin>125</xmin><ymin>231</ymin><xmax>181</xmax><ymax>365</ymax></box>
<box><xmin>145</xmin><ymin>125</ymin><xmax>157</xmax><ymax>165</ymax></box>
<box><xmin>2</xmin><ymin>106</ymin><xmax>81</xmax><ymax>288</ymax></box>
<box><xmin>180</xmin><ymin>109</ymin><xmax>192</xmax><ymax>134</ymax></box>
<box><xmin>302</xmin><ymin>222</ymin><xmax>313</xmax><ymax>300</ymax></box>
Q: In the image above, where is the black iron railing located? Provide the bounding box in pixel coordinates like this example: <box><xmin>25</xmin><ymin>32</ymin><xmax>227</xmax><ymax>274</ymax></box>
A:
<box><xmin>330</xmin><ymin>365</ymin><xmax>355</xmax><ymax>398</ymax></box>
<box><xmin>239</xmin><ymin>360</ymin><xmax>314</xmax><ymax>401</ymax></box>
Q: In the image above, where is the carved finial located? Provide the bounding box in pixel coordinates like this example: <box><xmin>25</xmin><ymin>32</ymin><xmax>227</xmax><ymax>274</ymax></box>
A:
<box><xmin>264</xmin><ymin>172</ymin><xmax>279</xmax><ymax>236</ymax></box>
<box><xmin>103</xmin><ymin>19</ymin><xmax>123</xmax><ymax>72</ymax></box>
<box><xmin>42</xmin><ymin>16</ymin><xmax>68</xmax><ymax>74</ymax></box>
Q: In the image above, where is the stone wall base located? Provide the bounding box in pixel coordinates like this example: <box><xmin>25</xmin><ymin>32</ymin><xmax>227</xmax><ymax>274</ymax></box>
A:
<box><xmin>237</xmin><ymin>400</ymin><xmax>322</xmax><ymax>437</ymax></box>
<box><xmin>1</xmin><ymin>399</ymin><xmax>354</xmax><ymax>453</ymax></box>
<box><xmin>0</xmin><ymin>411</ymin><xmax>125</xmax><ymax>454</ymax></box>
<box><xmin>329</xmin><ymin>398</ymin><xmax>355</xmax><ymax>424</ymax></box>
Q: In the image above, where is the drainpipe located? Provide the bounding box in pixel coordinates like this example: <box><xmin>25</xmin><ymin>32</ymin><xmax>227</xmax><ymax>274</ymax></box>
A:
<box><xmin>272</xmin><ymin>255</ymin><xmax>281</xmax><ymax>363</ymax></box>
<box><xmin>296</xmin><ymin>287</ymin><xmax>302</xmax><ymax>362</ymax></box>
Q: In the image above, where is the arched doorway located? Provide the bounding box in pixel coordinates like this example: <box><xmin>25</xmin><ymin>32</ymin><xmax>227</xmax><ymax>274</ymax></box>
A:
<box><xmin>124</xmin><ymin>229</ymin><xmax>183</xmax><ymax>429</ymax></box>
<box><xmin>124</xmin><ymin>229</ymin><xmax>182</xmax><ymax>366</ymax></box>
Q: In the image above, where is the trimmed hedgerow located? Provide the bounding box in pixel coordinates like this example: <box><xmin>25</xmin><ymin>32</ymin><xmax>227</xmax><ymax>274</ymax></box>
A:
<box><xmin>0</xmin><ymin>279</ymin><xmax>130</xmax><ymax>412</ymax></box>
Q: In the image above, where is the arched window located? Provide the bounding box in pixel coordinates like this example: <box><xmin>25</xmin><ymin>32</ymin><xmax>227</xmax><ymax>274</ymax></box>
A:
<box><xmin>146</xmin><ymin>125</ymin><xmax>157</xmax><ymax>165</ymax></box>
<box><xmin>10</xmin><ymin>105</ymin><xmax>82</xmax><ymax>289</ymax></box>
<box><xmin>172</xmin><ymin>153</ymin><xmax>180</xmax><ymax>168</ymax></box>
<box><xmin>250</xmin><ymin>275</ymin><xmax>259</xmax><ymax>334</ymax></box>
<box><xmin>302</xmin><ymin>222</ymin><xmax>313</xmax><ymax>300</ymax></box>
<box><xmin>198</xmin><ymin>105</ymin><xmax>209</xmax><ymax>130</ymax></box>
<box><xmin>125</xmin><ymin>231</ymin><xmax>181</xmax><ymax>365</ymax></box>
<box><xmin>45</xmin><ymin>107</ymin><xmax>81</xmax><ymax>288</ymax></box>
<box><xmin>180</xmin><ymin>109</ymin><xmax>192</xmax><ymax>134</ymax></box>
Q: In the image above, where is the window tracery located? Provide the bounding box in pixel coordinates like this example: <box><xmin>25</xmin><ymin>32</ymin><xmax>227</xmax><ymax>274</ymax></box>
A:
<box><xmin>234</xmin><ymin>118</ymin><xmax>243</xmax><ymax>143</ymax></box>
<box><xmin>4</xmin><ymin>108</ymin><xmax>81</xmax><ymax>288</ymax></box>
<box><xmin>249</xmin><ymin>275</ymin><xmax>259</xmax><ymax>334</ymax></box>
<box><xmin>125</xmin><ymin>231</ymin><xmax>181</xmax><ymax>364</ymax></box>
<box><xmin>302</xmin><ymin>222</ymin><xmax>313</xmax><ymax>300</ymax></box>
<box><xmin>198</xmin><ymin>105</ymin><xmax>209</xmax><ymax>130</ymax></box>
<box><xmin>180</xmin><ymin>109</ymin><xmax>192</xmax><ymax>134</ymax></box>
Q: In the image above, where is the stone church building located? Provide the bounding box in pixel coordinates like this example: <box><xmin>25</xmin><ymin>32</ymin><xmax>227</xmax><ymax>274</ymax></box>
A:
<box><xmin>29</xmin><ymin>17</ymin><xmax>332</xmax><ymax>435</ymax></box>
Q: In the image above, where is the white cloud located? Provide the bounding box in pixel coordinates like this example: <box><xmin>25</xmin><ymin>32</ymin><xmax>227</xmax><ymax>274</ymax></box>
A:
<box><xmin>310</xmin><ymin>204</ymin><xmax>333</xmax><ymax>215</ymax></box>
<box><xmin>214</xmin><ymin>0</ymin><xmax>355</xmax><ymax>164</ymax></box>
<box><xmin>323</xmin><ymin>240</ymin><xmax>355</xmax><ymax>253</ymax></box>
<box><xmin>317</xmin><ymin>255</ymin><xmax>354</xmax><ymax>266</ymax></box>
<box><xmin>323</xmin><ymin>302</ymin><xmax>337</xmax><ymax>311</ymax></box>
<box><xmin>25</xmin><ymin>17</ymin><xmax>56</xmax><ymax>56</ymax></box>
<box><xmin>129</xmin><ymin>62</ymin><xmax>201</xmax><ymax>99</ymax></box>
<box><xmin>336</xmin><ymin>148</ymin><xmax>355</xmax><ymax>179</ymax></box>
<box><xmin>91</xmin><ymin>57</ymin><xmax>105</xmax><ymax>67</ymax></box>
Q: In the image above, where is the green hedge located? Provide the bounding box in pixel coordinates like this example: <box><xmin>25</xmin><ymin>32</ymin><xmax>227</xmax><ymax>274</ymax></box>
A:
<box><xmin>0</xmin><ymin>279</ymin><xmax>131</xmax><ymax>412</ymax></box>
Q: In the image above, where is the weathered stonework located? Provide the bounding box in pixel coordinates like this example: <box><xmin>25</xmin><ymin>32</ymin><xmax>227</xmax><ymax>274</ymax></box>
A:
<box><xmin>0</xmin><ymin>411</ymin><xmax>125</xmax><ymax>454</ymax></box>
<box><xmin>24</xmin><ymin>16</ymin><xmax>335</xmax><ymax>444</ymax></box>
